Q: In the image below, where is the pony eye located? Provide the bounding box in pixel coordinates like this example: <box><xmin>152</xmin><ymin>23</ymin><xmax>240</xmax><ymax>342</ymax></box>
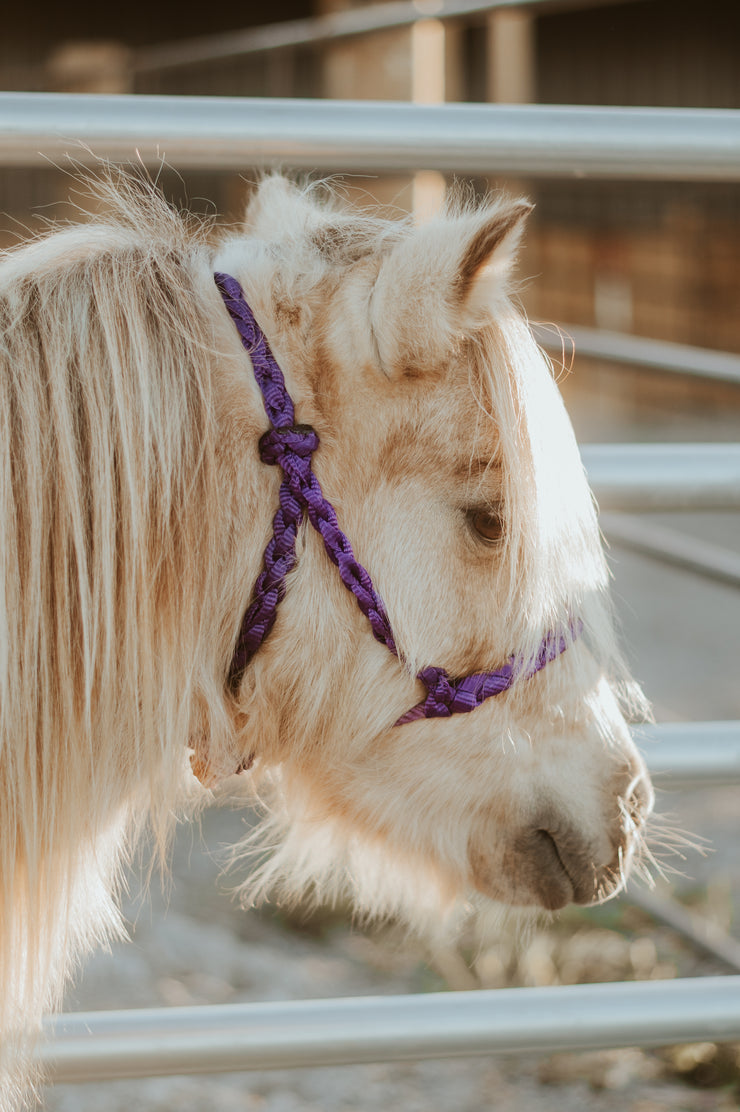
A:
<box><xmin>469</xmin><ymin>508</ymin><xmax>504</xmax><ymax>544</ymax></box>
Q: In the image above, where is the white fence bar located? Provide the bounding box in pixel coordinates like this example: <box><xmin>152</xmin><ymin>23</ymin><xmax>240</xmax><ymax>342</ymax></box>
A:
<box><xmin>38</xmin><ymin>977</ymin><xmax>740</xmax><ymax>1083</ymax></box>
<box><xmin>134</xmin><ymin>0</ymin><xmax>640</xmax><ymax>71</ymax></box>
<box><xmin>533</xmin><ymin>324</ymin><xmax>740</xmax><ymax>388</ymax></box>
<box><xmin>3</xmin><ymin>94</ymin><xmax>740</xmax><ymax>179</ymax></box>
<box><xmin>601</xmin><ymin>513</ymin><xmax>740</xmax><ymax>588</ymax></box>
<box><xmin>638</xmin><ymin>721</ymin><xmax>740</xmax><ymax>788</ymax></box>
<box><xmin>582</xmin><ymin>444</ymin><xmax>740</xmax><ymax>511</ymax></box>
<box><xmin>627</xmin><ymin>889</ymin><xmax>740</xmax><ymax>974</ymax></box>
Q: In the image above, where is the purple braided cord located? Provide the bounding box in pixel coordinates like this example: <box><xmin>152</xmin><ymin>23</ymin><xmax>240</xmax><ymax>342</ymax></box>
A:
<box><xmin>215</xmin><ymin>272</ymin><xmax>579</xmax><ymax>721</ymax></box>
<box><xmin>215</xmin><ymin>273</ymin><xmax>395</xmax><ymax>687</ymax></box>
<box><xmin>394</xmin><ymin>627</ymin><xmax>578</xmax><ymax>725</ymax></box>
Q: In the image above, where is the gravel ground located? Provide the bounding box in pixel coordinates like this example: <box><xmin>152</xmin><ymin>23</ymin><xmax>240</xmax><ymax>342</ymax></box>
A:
<box><xmin>44</xmin><ymin>381</ymin><xmax>740</xmax><ymax>1112</ymax></box>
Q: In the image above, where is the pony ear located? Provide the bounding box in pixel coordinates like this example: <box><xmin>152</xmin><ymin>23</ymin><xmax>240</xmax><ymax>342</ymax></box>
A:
<box><xmin>244</xmin><ymin>176</ymin><xmax>315</xmax><ymax>240</ymax></box>
<box><xmin>456</xmin><ymin>200</ymin><xmax>533</xmax><ymax>323</ymax></box>
<box><xmin>371</xmin><ymin>199</ymin><xmax>532</xmax><ymax>376</ymax></box>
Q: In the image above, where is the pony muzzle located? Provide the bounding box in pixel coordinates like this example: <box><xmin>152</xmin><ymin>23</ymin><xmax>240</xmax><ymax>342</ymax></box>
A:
<box><xmin>469</xmin><ymin>757</ymin><xmax>654</xmax><ymax>911</ymax></box>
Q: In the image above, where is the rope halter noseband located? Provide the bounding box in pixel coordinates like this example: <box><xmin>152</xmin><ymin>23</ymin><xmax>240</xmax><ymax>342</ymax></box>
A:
<box><xmin>215</xmin><ymin>272</ymin><xmax>577</xmax><ymax>726</ymax></box>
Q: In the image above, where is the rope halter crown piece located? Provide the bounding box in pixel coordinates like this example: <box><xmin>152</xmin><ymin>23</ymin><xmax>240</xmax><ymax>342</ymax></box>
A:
<box><xmin>215</xmin><ymin>272</ymin><xmax>577</xmax><ymax>726</ymax></box>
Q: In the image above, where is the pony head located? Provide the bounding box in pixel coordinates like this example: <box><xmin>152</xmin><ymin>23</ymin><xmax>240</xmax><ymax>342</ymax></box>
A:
<box><xmin>212</xmin><ymin>177</ymin><xmax>653</xmax><ymax>928</ymax></box>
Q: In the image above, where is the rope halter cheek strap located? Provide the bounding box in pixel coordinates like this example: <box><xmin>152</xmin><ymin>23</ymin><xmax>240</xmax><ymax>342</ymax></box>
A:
<box><xmin>215</xmin><ymin>272</ymin><xmax>578</xmax><ymax>727</ymax></box>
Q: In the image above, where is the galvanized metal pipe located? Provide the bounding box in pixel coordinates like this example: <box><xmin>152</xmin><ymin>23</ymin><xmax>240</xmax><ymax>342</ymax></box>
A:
<box><xmin>3</xmin><ymin>94</ymin><xmax>740</xmax><ymax>179</ymax></box>
<box><xmin>533</xmin><ymin>324</ymin><xmax>740</xmax><ymax>388</ymax></box>
<box><xmin>600</xmin><ymin>513</ymin><xmax>740</xmax><ymax>589</ymax></box>
<box><xmin>638</xmin><ymin>721</ymin><xmax>740</xmax><ymax>788</ymax></box>
<box><xmin>37</xmin><ymin>976</ymin><xmax>740</xmax><ymax>1083</ymax></box>
<box><xmin>134</xmin><ymin>0</ymin><xmax>642</xmax><ymax>71</ymax></box>
<box><xmin>582</xmin><ymin>444</ymin><xmax>740</xmax><ymax>511</ymax></box>
<box><xmin>627</xmin><ymin>889</ymin><xmax>740</xmax><ymax>975</ymax></box>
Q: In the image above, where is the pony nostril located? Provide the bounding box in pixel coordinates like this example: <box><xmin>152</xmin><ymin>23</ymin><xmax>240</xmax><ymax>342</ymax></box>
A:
<box><xmin>624</xmin><ymin>770</ymin><xmax>654</xmax><ymax>829</ymax></box>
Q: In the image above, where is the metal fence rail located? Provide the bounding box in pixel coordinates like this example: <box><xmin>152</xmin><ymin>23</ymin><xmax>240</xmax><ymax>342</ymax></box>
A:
<box><xmin>600</xmin><ymin>513</ymin><xmax>740</xmax><ymax>589</ymax></box>
<box><xmin>582</xmin><ymin>443</ymin><xmax>740</xmax><ymax>512</ymax></box>
<box><xmin>533</xmin><ymin>324</ymin><xmax>740</xmax><ymax>388</ymax></box>
<box><xmin>133</xmin><ymin>0</ymin><xmax>641</xmax><ymax>72</ymax></box>
<box><xmin>38</xmin><ymin>977</ymin><xmax>740</xmax><ymax>1083</ymax></box>
<box><xmin>640</xmin><ymin>722</ymin><xmax>740</xmax><ymax>788</ymax></box>
<box><xmin>3</xmin><ymin>93</ymin><xmax>740</xmax><ymax>179</ymax></box>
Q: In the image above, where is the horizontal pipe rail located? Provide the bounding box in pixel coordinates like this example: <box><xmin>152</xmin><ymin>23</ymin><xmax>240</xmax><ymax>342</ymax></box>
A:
<box><xmin>134</xmin><ymin>0</ymin><xmax>641</xmax><ymax>71</ymax></box>
<box><xmin>581</xmin><ymin>443</ymin><xmax>740</xmax><ymax>511</ymax></box>
<box><xmin>627</xmin><ymin>889</ymin><xmax>740</xmax><ymax>974</ymax></box>
<box><xmin>3</xmin><ymin>94</ymin><xmax>740</xmax><ymax>179</ymax></box>
<box><xmin>533</xmin><ymin>324</ymin><xmax>740</xmax><ymax>388</ymax></box>
<box><xmin>583</xmin><ymin>444</ymin><xmax>740</xmax><ymax>511</ymax></box>
<box><xmin>38</xmin><ymin>976</ymin><xmax>740</xmax><ymax>1083</ymax></box>
<box><xmin>638</xmin><ymin>721</ymin><xmax>740</xmax><ymax>788</ymax></box>
<box><xmin>601</xmin><ymin>513</ymin><xmax>740</xmax><ymax>589</ymax></box>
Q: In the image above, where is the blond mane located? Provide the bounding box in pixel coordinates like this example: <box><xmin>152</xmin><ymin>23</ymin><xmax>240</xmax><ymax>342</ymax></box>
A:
<box><xmin>0</xmin><ymin>176</ymin><xmax>239</xmax><ymax>1104</ymax></box>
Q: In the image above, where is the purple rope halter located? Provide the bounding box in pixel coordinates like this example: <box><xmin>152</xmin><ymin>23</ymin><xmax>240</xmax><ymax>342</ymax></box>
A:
<box><xmin>215</xmin><ymin>272</ymin><xmax>577</xmax><ymax>726</ymax></box>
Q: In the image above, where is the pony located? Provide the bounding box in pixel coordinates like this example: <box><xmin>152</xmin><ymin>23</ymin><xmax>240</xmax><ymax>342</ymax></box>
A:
<box><xmin>0</xmin><ymin>171</ymin><xmax>653</xmax><ymax>1109</ymax></box>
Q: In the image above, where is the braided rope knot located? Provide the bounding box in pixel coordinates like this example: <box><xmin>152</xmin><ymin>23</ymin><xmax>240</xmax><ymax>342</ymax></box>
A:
<box><xmin>403</xmin><ymin>665</ymin><xmax>513</xmax><ymax>722</ymax></box>
<box><xmin>259</xmin><ymin>424</ymin><xmax>320</xmax><ymax>467</ymax></box>
<box><xmin>418</xmin><ymin>666</ymin><xmax>455</xmax><ymax>716</ymax></box>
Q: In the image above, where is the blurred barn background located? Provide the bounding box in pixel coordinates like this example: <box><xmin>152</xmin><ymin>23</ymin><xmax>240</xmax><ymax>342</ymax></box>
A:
<box><xmin>4</xmin><ymin>0</ymin><xmax>740</xmax><ymax>350</ymax></box>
